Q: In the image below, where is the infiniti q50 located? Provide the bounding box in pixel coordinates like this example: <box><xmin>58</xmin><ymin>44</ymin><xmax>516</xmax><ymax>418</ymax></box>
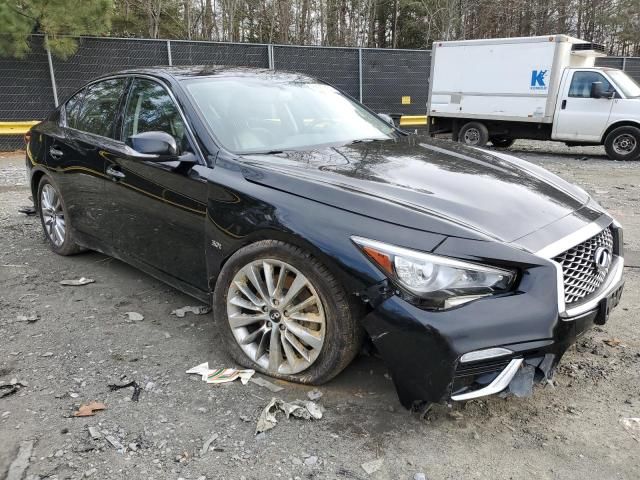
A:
<box><xmin>25</xmin><ymin>67</ymin><xmax>624</xmax><ymax>407</ymax></box>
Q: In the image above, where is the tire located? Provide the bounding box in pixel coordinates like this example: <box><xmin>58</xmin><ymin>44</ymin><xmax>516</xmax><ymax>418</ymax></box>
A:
<box><xmin>490</xmin><ymin>137</ymin><xmax>515</xmax><ymax>149</ymax></box>
<box><xmin>213</xmin><ymin>240</ymin><xmax>364</xmax><ymax>384</ymax></box>
<box><xmin>604</xmin><ymin>126</ymin><xmax>640</xmax><ymax>161</ymax></box>
<box><xmin>458</xmin><ymin>122</ymin><xmax>489</xmax><ymax>147</ymax></box>
<box><xmin>37</xmin><ymin>175</ymin><xmax>84</xmax><ymax>256</ymax></box>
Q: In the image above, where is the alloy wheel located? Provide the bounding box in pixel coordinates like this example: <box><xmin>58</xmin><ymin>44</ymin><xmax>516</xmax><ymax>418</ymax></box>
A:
<box><xmin>226</xmin><ymin>259</ymin><xmax>326</xmax><ymax>375</ymax></box>
<box><xmin>40</xmin><ymin>184</ymin><xmax>66</xmax><ymax>247</ymax></box>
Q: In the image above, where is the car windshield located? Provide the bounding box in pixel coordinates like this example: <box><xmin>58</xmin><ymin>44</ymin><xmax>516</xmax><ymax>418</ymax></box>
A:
<box><xmin>608</xmin><ymin>70</ymin><xmax>640</xmax><ymax>98</ymax></box>
<box><xmin>183</xmin><ymin>75</ymin><xmax>396</xmax><ymax>154</ymax></box>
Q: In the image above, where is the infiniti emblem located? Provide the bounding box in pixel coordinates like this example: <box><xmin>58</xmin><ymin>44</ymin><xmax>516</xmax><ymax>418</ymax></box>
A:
<box><xmin>269</xmin><ymin>310</ymin><xmax>281</xmax><ymax>322</ymax></box>
<box><xmin>594</xmin><ymin>246</ymin><xmax>612</xmax><ymax>272</ymax></box>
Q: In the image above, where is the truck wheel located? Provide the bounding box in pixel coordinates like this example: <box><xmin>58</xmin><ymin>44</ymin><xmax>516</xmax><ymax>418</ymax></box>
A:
<box><xmin>604</xmin><ymin>126</ymin><xmax>640</xmax><ymax>161</ymax></box>
<box><xmin>213</xmin><ymin>240</ymin><xmax>364</xmax><ymax>385</ymax></box>
<box><xmin>490</xmin><ymin>137</ymin><xmax>515</xmax><ymax>149</ymax></box>
<box><xmin>459</xmin><ymin>122</ymin><xmax>489</xmax><ymax>147</ymax></box>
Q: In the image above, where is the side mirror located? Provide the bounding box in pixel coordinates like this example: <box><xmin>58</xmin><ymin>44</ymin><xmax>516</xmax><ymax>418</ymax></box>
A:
<box><xmin>590</xmin><ymin>81</ymin><xmax>607</xmax><ymax>99</ymax></box>
<box><xmin>126</xmin><ymin>131</ymin><xmax>179</xmax><ymax>161</ymax></box>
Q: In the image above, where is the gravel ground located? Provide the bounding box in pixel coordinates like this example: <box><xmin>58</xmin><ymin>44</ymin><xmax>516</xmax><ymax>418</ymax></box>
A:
<box><xmin>1</xmin><ymin>141</ymin><xmax>639</xmax><ymax>480</ymax></box>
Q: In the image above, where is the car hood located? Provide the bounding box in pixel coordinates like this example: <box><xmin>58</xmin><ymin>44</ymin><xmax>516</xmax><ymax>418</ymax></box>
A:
<box><xmin>238</xmin><ymin>136</ymin><xmax>592</xmax><ymax>243</ymax></box>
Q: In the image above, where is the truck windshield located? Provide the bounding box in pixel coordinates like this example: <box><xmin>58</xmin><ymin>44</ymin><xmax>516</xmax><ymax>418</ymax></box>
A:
<box><xmin>183</xmin><ymin>75</ymin><xmax>395</xmax><ymax>154</ymax></box>
<box><xmin>608</xmin><ymin>70</ymin><xmax>640</xmax><ymax>98</ymax></box>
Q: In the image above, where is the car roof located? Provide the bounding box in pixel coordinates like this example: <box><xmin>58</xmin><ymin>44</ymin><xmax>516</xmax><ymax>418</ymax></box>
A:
<box><xmin>98</xmin><ymin>65</ymin><xmax>315</xmax><ymax>83</ymax></box>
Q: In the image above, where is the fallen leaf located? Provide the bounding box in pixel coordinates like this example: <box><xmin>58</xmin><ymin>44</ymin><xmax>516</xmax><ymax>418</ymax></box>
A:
<box><xmin>603</xmin><ymin>338</ymin><xmax>622</xmax><ymax>347</ymax></box>
<box><xmin>74</xmin><ymin>401</ymin><xmax>107</xmax><ymax>417</ymax></box>
<box><xmin>171</xmin><ymin>305</ymin><xmax>211</xmax><ymax>318</ymax></box>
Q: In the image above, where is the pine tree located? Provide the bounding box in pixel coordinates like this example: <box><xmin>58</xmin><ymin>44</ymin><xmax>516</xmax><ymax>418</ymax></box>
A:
<box><xmin>0</xmin><ymin>0</ymin><xmax>113</xmax><ymax>58</ymax></box>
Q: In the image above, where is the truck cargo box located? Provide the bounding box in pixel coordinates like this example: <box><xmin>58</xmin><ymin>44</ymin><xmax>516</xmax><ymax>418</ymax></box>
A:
<box><xmin>428</xmin><ymin>35</ymin><xmax>605</xmax><ymax>123</ymax></box>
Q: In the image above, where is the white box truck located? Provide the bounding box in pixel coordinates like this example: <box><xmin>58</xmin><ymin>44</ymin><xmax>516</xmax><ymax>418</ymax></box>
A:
<box><xmin>426</xmin><ymin>35</ymin><xmax>640</xmax><ymax>160</ymax></box>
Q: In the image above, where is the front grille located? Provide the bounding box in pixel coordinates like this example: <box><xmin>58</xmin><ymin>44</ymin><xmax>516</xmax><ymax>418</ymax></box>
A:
<box><xmin>554</xmin><ymin>227</ymin><xmax>614</xmax><ymax>304</ymax></box>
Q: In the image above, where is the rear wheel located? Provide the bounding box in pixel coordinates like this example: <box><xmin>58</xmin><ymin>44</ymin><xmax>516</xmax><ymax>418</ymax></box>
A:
<box><xmin>458</xmin><ymin>122</ymin><xmax>489</xmax><ymax>147</ymax></box>
<box><xmin>490</xmin><ymin>137</ymin><xmax>515</xmax><ymax>149</ymax></box>
<box><xmin>604</xmin><ymin>126</ymin><xmax>640</xmax><ymax>161</ymax></box>
<box><xmin>213</xmin><ymin>240</ymin><xmax>363</xmax><ymax>384</ymax></box>
<box><xmin>37</xmin><ymin>176</ymin><xmax>83</xmax><ymax>256</ymax></box>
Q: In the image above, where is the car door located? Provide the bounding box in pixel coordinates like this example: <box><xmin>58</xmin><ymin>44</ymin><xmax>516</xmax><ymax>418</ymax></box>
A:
<box><xmin>553</xmin><ymin>70</ymin><xmax>615</xmax><ymax>142</ymax></box>
<box><xmin>45</xmin><ymin>78</ymin><xmax>128</xmax><ymax>250</ymax></box>
<box><xmin>105</xmin><ymin>76</ymin><xmax>209</xmax><ymax>290</ymax></box>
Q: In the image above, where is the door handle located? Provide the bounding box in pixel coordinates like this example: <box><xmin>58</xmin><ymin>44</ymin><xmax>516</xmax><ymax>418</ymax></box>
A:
<box><xmin>106</xmin><ymin>165</ymin><xmax>126</xmax><ymax>180</ymax></box>
<box><xmin>561</xmin><ymin>100</ymin><xmax>567</xmax><ymax>110</ymax></box>
<box><xmin>49</xmin><ymin>146</ymin><xmax>64</xmax><ymax>159</ymax></box>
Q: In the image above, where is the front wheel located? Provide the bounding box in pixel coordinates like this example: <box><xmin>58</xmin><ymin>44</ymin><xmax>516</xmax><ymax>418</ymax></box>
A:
<box><xmin>604</xmin><ymin>126</ymin><xmax>640</xmax><ymax>161</ymax></box>
<box><xmin>458</xmin><ymin>122</ymin><xmax>489</xmax><ymax>147</ymax></box>
<box><xmin>213</xmin><ymin>240</ymin><xmax>363</xmax><ymax>384</ymax></box>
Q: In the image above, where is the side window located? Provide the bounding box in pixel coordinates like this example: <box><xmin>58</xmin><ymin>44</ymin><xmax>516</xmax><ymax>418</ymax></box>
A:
<box><xmin>76</xmin><ymin>78</ymin><xmax>127</xmax><ymax>138</ymax></box>
<box><xmin>568</xmin><ymin>72</ymin><xmax>614</xmax><ymax>98</ymax></box>
<box><xmin>64</xmin><ymin>90</ymin><xmax>84</xmax><ymax>129</ymax></box>
<box><xmin>123</xmin><ymin>79</ymin><xmax>187</xmax><ymax>149</ymax></box>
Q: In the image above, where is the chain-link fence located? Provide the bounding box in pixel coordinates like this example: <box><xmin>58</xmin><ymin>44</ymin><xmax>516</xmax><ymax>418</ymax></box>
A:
<box><xmin>1</xmin><ymin>35</ymin><xmax>639</xmax><ymax>150</ymax></box>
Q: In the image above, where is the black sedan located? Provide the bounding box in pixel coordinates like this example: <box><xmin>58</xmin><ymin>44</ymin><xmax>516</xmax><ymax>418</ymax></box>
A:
<box><xmin>25</xmin><ymin>67</ymin><xmax>624</xmax><ymax>408</ymax></box>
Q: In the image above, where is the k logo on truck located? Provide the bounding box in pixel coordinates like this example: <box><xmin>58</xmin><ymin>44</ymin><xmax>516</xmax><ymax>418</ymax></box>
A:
<box><xmin>530</xmin><ymin>70</ymin><xmax>548</xmax><ymax>90</ymax></box>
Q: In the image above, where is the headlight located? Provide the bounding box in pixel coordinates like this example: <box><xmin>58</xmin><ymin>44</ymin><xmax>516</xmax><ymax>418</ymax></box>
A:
<box><xmin>352</xmin><ymin>236</ymin><xmax>516</xmax><ymax>309</ymax></box>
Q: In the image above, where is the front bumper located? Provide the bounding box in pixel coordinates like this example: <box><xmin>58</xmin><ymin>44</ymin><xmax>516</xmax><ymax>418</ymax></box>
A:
<box><xmin>361</xmin><ymin>222</ymin><xmax>624</xmax><ymax>409</ymax></box>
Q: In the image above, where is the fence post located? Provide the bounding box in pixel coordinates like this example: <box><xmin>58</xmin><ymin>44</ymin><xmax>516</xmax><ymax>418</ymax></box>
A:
<box><xmin>358</xmin><ymin>48</ymin><xmax>363</xmax><ymax>103</ymax></box>
<box><xmin>622</xmin><ymin>56</ymin><xmax>627</xmax><ymax>72</ymax></box>
<box><xmin>268</xmin><ymin>44</ymin><xmax>274</xmax><ymax>69</ymax></box>
<box><xmin>45</xmin><ymin>36</ymin><xmax>59</xmax><ymax>107</ymax></box>
<box><xmin>167</xmin><ymin>40</ymin><xmax>173</xmax><ymax>66</ymax></box>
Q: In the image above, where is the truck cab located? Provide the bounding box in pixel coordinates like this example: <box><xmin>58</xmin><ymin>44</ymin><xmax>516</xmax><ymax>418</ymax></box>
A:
<box><xmin>427</xmin><ymin>35</ymin><xmax>640</xmax><ymax>161</ymax></box>
<box><xmin>553</xmin><ymin>67</ymin><xmax>640</xmax><ymax>159</ymax></box>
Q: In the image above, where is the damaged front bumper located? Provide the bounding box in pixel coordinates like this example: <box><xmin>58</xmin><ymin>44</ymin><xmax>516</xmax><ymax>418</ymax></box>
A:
<box><xmin>361</xmin><ymin>222</ymin><xmax>625</xmax><ymax>409</ymax></box>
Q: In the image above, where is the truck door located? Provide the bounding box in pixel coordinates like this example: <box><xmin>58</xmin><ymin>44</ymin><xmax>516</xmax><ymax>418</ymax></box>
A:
<box><xmin>553</xmin><ymin>70</ymin><xmax>615</xmax><ymax>142</ymax></box>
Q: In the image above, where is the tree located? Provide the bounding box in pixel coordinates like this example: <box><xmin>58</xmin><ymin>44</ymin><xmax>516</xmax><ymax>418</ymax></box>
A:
<box><xmin>0</xmin><ymin>0</ymin><xmax>113</xmax><ymax>58</ymax></box>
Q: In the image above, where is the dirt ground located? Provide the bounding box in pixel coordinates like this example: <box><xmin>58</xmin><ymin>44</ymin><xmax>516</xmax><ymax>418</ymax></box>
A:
<box><xmin>1</xmin><ymin>140</ymin><xmax>639</xmax><ymax>480</ymax></box>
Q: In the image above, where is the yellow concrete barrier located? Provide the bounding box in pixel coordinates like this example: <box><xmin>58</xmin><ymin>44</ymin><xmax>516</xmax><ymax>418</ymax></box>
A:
<box><xmin>399</xmin><ymin>115</ymin><xmax>428</xmax><ymax>127</ymax></box>
<box><xmin>0</xmin><ymin>121</ymin><xmax>40</xmax><ymax>136</ymax></box>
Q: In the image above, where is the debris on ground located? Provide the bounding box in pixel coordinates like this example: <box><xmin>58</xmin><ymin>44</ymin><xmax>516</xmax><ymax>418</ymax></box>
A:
<box><xmin>414</xmin><ymin>473</ymin><xmax>427</xmax><ymax>480</ymax></box>
<box><xmin>200</xmin><ymin>432</ymin><xmax>219</xmax><ymax>456</ymax></box>
<box><xmin>250</xmin><ymin>376</ymin><xmax>284</xmax><ymax>392</ymax></box>
<box><xmin>186</xmin><ymin>362</ymin><xmax>255</xmax><ymax>385</ymax></box>
<box><xmin>108</xmin><ymin>380</ymin><xmax>142</xmax><ymax>401</ymax></box>
<box><xmin>171</xmin><ymin>305</ymin><xmax>211</xmax><ymax>318</ymax></box>
<box><xmin>361</xmin><ymin>458</ymin><xmax>384</xmax><ymax>475</ymax></box>
<box><xmin>123</xmin><ymin>311</ymin><xmax>144</xmax><ymax>322</ymax></box>
<box><xmin>603</xmin><ymin>338</ymin><xmax>622</xmax><ymax>347</ymax></box>
<box><xmin>0</xmin><ymin>379</ymin><xmax>28</xmax><ymax>398</ymax></box>
<box><xmin>104</xmin><ymin>434</ymin><xmax>125</xmax><ymax>451</ymax></box>
<box><xmin>620</xmin><ymin>417</ymin><xmax>640</xmax><ymax>436</ymax></box>
<box><xmin>6</xmin><ymin>440</ymin><xmax>34</xmax><ymax>480</ymax></box>
<box><xmin>15</xmin><ymin>314</ymin><xmax>39</xmax><ymax>323</ymax></box>
<box><xmin>17</xmin><ymin>205</ymin><xmax>36</xmax><ymax>216</ymax></box>
<box><xmin>307</xmin><ymin>389</ymin><xmax>323</xmax><ymax>401</ymax></box>
<box><xmin>88</xmin><ymin>426</ymin><xmax>102</xmax><ymax>440</ymax></box>
<box><xmin>60</xmin><ymin>277</ymin><xmax>95</xmax><ymax>286</ymax></box>
<box><xmin>255</xmin><ymin>397</ymin><xmax>323</xmax><ymax>434</ymax></box>
<box><xmin>73</xmin><ymin>401</ymin><xmax>107</xmax><ymax>417</ymax></box>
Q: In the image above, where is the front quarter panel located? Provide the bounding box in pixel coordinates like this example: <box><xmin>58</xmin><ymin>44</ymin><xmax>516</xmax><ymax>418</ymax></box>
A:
<box><xmin>202</xmin><ymin>156</ymin><xmax>446</xmax><ymax>297</ymax></box>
